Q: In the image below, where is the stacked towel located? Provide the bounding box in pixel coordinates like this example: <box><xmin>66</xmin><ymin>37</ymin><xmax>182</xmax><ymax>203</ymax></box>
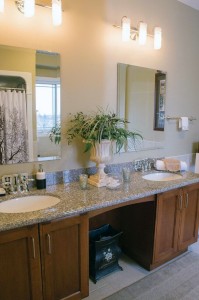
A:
<box><xmin>163</xmin><ymin>158</ymin><xmax>181</xmax><ymax>171</ymax></box>
<box><xmin>155</xmin><ymin>158</ymin><xmax>188</xmax><ymax>172</ymax></box>
<box><xmin>195</xmin><ymin>153</ymin><xmax>199</xmax><ymax>173</ymax></box>
<box><xmin>179</xmin><ymin>117</ymin><xmax>189</xmax><ymax>131</ymax></box>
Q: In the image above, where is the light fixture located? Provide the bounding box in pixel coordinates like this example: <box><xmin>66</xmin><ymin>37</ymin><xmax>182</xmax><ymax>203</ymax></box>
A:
<box><xmin>52</xmin><ymin>0</ymin><xmax>62</xmax><ymax>26</ymax></box>
<box><xmin>138</xmin><ymin>21</ymin><xmax>147</xmax><ymax>45</ymax></box>
<box><xmin>14</xmin><ymin>0</ymin><xmax>62</xmax><ymax>26</ymax></box>
<box><xmin>154</xmin><ymin>27</ymin><xmax>162</xmax><ymax>50</ymax></box>
<box><xmin>121</xmin><ymin>16</ymin><xmax>131</xmax><ymax>42</ymax></box>
<box><xmin>114</xmin><ymin>16</ymin><xmax>162</xmax><ymax>50</ymax></box>
<box><xmin>0</xmin><ymin>0</ymin><xmax>4</xmax><ymax>13</ymax></box>
<box><xmin>24</xmin><ymin>0</ymin><xmax>35</xmax><ymax>18</ymax></box>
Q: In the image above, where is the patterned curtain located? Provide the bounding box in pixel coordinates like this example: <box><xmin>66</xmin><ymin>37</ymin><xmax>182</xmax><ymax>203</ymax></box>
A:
<box><xmin>0</xmin><ymin>90</ymin><xmax>29</xmax><ymax>164</ymax></box>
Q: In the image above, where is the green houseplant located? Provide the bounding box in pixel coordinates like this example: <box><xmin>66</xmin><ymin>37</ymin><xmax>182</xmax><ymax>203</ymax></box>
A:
<box><xmin>49</xmin><ymin>123</ymin><xmax>61</xmax><ymax>144</ymax></box>
<box><xmin>66</xmin><ymin>108</ymin><xmax>142</xmax><ymax>153</ymax></box>
<box><xmin>66</xmin><ymin>108</ymin><xmax>142</xmax><ymax>187</ymax></box>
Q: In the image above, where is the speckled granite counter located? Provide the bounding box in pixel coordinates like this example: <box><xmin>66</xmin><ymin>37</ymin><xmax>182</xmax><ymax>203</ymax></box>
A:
<box><xmin>1</xmin><ymin>171</ymin><xmax>199</xmax><ymax>232</ymax></box>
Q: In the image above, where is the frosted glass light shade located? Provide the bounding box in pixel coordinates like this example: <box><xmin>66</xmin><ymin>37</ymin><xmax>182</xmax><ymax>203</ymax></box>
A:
<box><xmin>138</xmin><ymin>22</ymin><xmax>147</xmax><ymax>45</ymax></box>
<box><xmin>0</xmin><ymin>0</ymin><xmax>4</xmax><ymax>13</ymax></box>
<box><xmin>52</xmin><ymin>0</ymin><xmax>62</xmax><ymax>26</ymax></box>
<box><xmin>154</xmin><ymin>27</ymin><xmax>162</xmax><ymax>50</ymax></box>
<box><xmin>122</xmin><ymin>17</ymin><xmax>130</xmax><ymax>42</ymax></box>
<box><xmin>24</xmin><ymin>0</ymin><xmax>35</xmax><ymax>18</ymax></box>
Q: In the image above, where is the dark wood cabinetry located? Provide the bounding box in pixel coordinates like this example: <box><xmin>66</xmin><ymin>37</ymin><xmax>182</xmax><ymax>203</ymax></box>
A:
<box><xmin>0</xmin><ymin>182</ymin><xmax>199</xmax><ymax>299</ymax></box>
<box><xmin>0</xmin><ymin>215</ymin><xmax>89</xmax><ymax>300</ymax></box>
<box><xmin>154</xmin><ymin>184</ymin><xmax>199</xmax><ymax>265</ymax></box>
<box><xmin>0</xmin><ymin>225</ymin><xmax>42</xmax><ymax>300</ymax></box>
<box><xmin>40</xmin><ymin>214</ymin><xmax>89</xmax><ymax>300</ymax></box>
<box><xmin>120</xmin><ymin>183</ymin><xmax>199</xmax><ymax>270</ymax></box>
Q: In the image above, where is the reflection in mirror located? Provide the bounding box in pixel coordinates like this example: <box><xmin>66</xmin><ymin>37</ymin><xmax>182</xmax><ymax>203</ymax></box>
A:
<box><xmin>117</xmin><ymin>63</ymin><xmax>166</xmax><ymax>152</ymax></box>
<box><xmin>0</xmin><ymin>45</ymin><xmax>61</xmax><ymax>164</ymax></box>
<box><xmin>35</xmin><ymin>50</ymin><xmax>61</xmax><ymax>161</ymax></box>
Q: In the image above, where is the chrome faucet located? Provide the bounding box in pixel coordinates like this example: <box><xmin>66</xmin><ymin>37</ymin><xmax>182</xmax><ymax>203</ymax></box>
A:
<box><xmin>134</xmin><ymin>158</ymin><xmax>156</xmax><ymax>172</ymax></box>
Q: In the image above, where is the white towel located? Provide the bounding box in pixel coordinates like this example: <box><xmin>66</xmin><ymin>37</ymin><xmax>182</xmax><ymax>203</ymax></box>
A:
<box><xmin>155</xmin><ymin>160</ymin><xmax>166</xmax><ymax>170</ymax></box>
<box><xmin>195</xmin><ymin>153</ymin><xmax>199</xmax><ymax>173</ymax></box>
<box><xmin>180</xmin><ymin>161</ymin><xmax>188</xmax><ymax>171</ymax></box>
<box><xmin>179</xmin><ymin>117</ymin><xmax>189</xmax><ymax>131</ymax></box>
<box><xmin>155</xmin><ymin>159</ymin><xmax>188</xmax><ymax>171</ymax></box>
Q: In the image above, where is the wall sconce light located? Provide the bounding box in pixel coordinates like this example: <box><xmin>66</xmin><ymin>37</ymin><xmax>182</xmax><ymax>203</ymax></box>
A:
<box><xmin>114</xmin><ymin>16</ymin><xmax>162</xmax><ymax>50</ymax></box>
<box><xmin>138</xmin><ymin>21</ymin><xmax>147</xmax><ymax>45</ymax></box>
<box><xmin>24</xmin><ymin>0</ymin><xmax>35</xmax><ymax>18</ymax></box>
<box><xmin>0</xmin><ymin>0</ymin><xmax>4</xmax><ymax>13</ymax></box>
<box><xmin>121</xmin><ymin>16</ymin><xmax>131</xmax><ymax>42</ymax></box>
<box><xmin>52</xmin><ymin>0</ymin><xmax>62</xmax><ymax>26</ymax></box>
<box><xmin>13</xmin><ymin>0</ymin><xmax>62</xmax><ymax>26</ymax></box>
<box><xmin>154</xmin><ymin>27</ymin><xmax>162</xmax><ymax>50</ymax></box>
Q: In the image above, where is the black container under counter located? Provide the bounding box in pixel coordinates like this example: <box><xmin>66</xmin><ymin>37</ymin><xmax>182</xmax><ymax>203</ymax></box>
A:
<box><xmin>89</xmin><ymin>224</ymin><xmax>123</xmax><ymax>283</ymax></box>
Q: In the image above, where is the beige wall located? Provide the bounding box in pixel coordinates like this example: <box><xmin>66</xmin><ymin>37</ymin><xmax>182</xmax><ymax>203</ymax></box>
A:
<box><xmin>0</xmin><ymin>0</ymin><xmax>199</xmax><ymax>176</ymax></box>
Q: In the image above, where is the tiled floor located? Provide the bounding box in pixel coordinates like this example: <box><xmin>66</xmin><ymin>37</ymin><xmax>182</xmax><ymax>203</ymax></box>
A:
<box><xmin>85</xmin><ymin>239</ymin><xmax>199</xmax><ymax>300</ymax></box>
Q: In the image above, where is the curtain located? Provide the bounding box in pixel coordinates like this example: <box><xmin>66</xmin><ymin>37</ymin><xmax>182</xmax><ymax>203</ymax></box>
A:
<box><xmin>0</xmin><ymin>90</ymin><xmax>29</xmax><ymax>164</ymax></box>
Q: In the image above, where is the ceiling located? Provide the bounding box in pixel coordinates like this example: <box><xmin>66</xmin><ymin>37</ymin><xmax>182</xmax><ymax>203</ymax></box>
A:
<box><xmin>178</xmin><ymin>0</ymin><xmax>199</xmax><ymax>11</ymax></box>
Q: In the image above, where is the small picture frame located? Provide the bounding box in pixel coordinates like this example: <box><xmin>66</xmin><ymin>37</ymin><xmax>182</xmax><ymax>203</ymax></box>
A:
<box><xmin>154</xmin><ymin>72</ymin><xmax>166</xmax><ymax>131</ymax></box>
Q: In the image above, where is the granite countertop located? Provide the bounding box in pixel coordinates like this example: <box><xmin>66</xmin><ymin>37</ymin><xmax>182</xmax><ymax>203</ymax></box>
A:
<box><xmin>1</xmin><ymin>170</ymin><xmax>199</xmax><ymax>232</ymax></box>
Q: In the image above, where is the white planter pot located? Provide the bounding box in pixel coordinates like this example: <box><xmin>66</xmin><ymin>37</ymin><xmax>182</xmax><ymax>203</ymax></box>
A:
<box><xmin>88</xmin><ymin>140</ymin><xmax>113</xmax><ymax>187</ymax></box>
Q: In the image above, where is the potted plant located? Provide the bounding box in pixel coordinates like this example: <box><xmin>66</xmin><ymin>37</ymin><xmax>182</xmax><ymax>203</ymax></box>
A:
<box><xmin>49</xmin><ymin>123</ymin><xmax>61</xmax><ymax>144</ymax></box>
<box><xmin>66</xmin><ymin>108</ymin><xmax>142</xmax><ymax>187</ymax></box>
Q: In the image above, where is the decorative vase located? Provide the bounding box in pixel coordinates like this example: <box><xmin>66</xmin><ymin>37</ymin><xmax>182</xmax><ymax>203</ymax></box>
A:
<box><xmin>88</xmin><ymin>139</ymin><xmax>113</xmax><ymax>187</ymax></box>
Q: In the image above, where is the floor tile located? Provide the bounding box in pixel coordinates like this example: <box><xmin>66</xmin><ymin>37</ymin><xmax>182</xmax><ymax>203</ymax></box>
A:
<box><xmin>85</xmin><ymin>240</ymin><xmax>199</xmax><ymax>300</ymax></box>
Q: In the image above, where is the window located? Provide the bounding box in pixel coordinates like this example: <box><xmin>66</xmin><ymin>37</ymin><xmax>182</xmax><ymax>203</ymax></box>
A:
<box><xmin>36</xmin><ymin>79</ymin><xmax>60</xmax><ymax>136</ymax></box>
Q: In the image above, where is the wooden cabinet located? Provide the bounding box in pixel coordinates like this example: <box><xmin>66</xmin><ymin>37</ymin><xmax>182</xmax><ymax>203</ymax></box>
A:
<box><xmin>0</xmin><ymin>214</ymin><xmax>89</xmax><ymax>300</ymax></box>
<box><xmin>153</xmin><ymin>183</ymin><xmax>199</xmax><ymax>265</ymax></box>
<box><xmin>40</xmin><ymin>214</ymin><xmax>89</xmax><ymax>300</ymax></box>
<box><xmin>120</xmin><ymin>183</ymin><xmax>199</xmax><ymax>270</ymax></box>
<box><xmin>0</xmin><ymin>225</ymin><xmax>42</xmax><ymax>300</ymax></box>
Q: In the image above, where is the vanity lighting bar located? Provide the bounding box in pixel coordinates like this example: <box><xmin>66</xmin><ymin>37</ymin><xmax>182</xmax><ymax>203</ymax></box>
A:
<box><xmin>10</xmin><ymin>0</ymin><xmax>62</xmax><ymax>26</ymax></box>
<box><xmin>165</xmin><ymin>116</ymin><xmax>196</xmax><ymax>121</ymax></box>
<box><xmin>113</xmin><ymin>16</ymin><xmax>162</xmax><ymax>50</ymax></box>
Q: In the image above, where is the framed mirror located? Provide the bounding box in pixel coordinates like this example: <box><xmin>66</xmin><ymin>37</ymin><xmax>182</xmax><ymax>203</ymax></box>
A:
<box><xmin>0</xmin><ymin>45</ymin><xmax>61</xmax><ymax>164</ymax></box>
<box><xmin>117</xmin><ymin>63</ymin><xmax>166</xmax><ymax>151</ymax></box>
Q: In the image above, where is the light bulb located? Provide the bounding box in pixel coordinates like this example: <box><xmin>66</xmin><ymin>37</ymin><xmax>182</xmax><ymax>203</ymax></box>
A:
<box><xmin>154</xmin><ymin>27</ymin><xmax>162</xmax><ymax>50</ymax></box>
<box><xmin>0</xmin><ymin>0</ymin><xmax>4</xmax><ymax>13</ymax></box>
<box><xmin>138</xmin><ymin>22</ymin><xmax>147</xmax><ymax>45</ymax></box>
<box><xmin>24</xmin><ymin>0</ymin><xmax>35</xmax><ymax>18</ymax></box>
<box><xmin>52</xmin><ymin>0</ymin><xmax>62</xmax><ymax>26</ymax></box>
<box><xmin>121</xmin><ymin>16</ymin><xmax>130</xmax><ymax>42</ymax></box>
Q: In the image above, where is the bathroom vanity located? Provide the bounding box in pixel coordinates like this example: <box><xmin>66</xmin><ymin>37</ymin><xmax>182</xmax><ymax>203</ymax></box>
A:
<box><xmin>0</xmin><ymin>171</ymin><xmax>199</xmax><ymax>300</ymax></box>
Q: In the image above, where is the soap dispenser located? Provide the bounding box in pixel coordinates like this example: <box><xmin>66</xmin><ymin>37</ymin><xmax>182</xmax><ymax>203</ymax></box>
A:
<box><xmin>36</xmin><ymin>164</ymin><xmax>46</xmax><ymax>190</ymax></box>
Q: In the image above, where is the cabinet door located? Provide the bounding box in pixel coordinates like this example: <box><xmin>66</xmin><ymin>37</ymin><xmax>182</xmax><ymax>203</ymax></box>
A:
<box><xmin>178</xmin><ymin>184</ymin><xmax>199</xmax><ymax>250</ymax></box>
<box><xmin>0</xmin><ymin>225</ymin><xmax>42</xmax><ymax>300</ymax></box>
<box><xmin>40</xmin><ymin>214</ymin><xmax>89</xmax><ymax>300</ymax></box>
<box><xmin>153</xmin><ymin>189</ymin><xmax>181</xmax><ymax>263</ymax></box>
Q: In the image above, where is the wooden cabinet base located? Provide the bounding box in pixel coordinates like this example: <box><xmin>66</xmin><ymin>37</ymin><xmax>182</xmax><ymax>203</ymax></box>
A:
<box><xmin>149</xmin><ymin>249</ymin><xmax>188</xmax><ymax>270</ymax></box>
<box><xmin>0</xmin><ymin>215</ymin><xmax>89</xmax><ymax>300</ymax></box>
<box><xmin>0</xmin><ymin>225</ymin><xmax>42</xmax><ymax>300</ymax></box>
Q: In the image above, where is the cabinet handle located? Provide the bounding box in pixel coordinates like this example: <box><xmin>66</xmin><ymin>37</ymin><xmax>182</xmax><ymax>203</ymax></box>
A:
<box><xmin>185</xmin><ymin>193</ymin><xmax>189</xmax><ymax>208</ymax></box>
<box><xmin>31</xmin><ymin>237</ymin><xmax>36</xmax><ymax>259</ymax></box>
<box><xmin>47</xmin><ymin>234</ymin><xmax>52</xmax><ymax>255</ymax></box>
<box><xmin>179</xmin><ymin>194</ymin><xmax>183</xmax><ymax>210</ymax></box>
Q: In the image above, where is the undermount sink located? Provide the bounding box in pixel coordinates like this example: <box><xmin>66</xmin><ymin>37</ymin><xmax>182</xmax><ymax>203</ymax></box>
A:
<box><xmin>0</xmin><ymin>195</ymin><xmax>60</xmax><ymax>213</ymax></box>
<box><xmin>142</xmin><ymin>172</ymin><xmax>182</xmax><ymax>182</ymax></box>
